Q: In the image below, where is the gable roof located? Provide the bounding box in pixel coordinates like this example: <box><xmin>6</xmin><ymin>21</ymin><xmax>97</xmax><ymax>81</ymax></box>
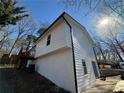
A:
<box><xmin>35</xmin><ymin>12</ymin><xmax>94</xmax><ymax>45</ymax></box>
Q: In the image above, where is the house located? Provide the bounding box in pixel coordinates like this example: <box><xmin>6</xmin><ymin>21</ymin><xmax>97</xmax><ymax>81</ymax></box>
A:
<box><xmin>29</xmin><ymin>12</ymin><xmax>100</xmax><ymax>93</ymax></box>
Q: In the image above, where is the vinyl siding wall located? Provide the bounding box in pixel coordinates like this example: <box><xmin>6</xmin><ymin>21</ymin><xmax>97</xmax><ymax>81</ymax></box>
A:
<box><xmin>34</xmin><ymin>15</ymin><xmax>98</xmax><ymax>93</ymax></box>
<box><xmin>71</xmin><ymin>23</ymin><xmax>96</xmax><ymax>93</ymax></box>
<box><xmin>35</xmin><ymin>18</ymin><xmax>71</xmax><ymax>58</ymax></box>
<box><xmin>35</xmin><ymin>19</ymin><xmax>76</xmax><ymax>93</ymax></box>
<box><xmin>35</xmin><ymin>48</ymin><xmax>76</xmax><ymax>93</ymax></box>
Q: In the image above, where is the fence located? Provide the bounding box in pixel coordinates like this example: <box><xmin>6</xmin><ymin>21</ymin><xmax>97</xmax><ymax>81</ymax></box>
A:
<box><xmin>0</xmin><ymin>54</ymin><xmax>19</xmax><ymax>66</ymax></box>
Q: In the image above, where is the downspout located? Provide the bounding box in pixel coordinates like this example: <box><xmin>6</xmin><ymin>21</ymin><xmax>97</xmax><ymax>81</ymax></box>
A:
<box><xmin>92</xmin><ymin>46</ymin><xmax>100</xmax><ymax>68</ymax></box>
<box><xmin>93</xmin><ymin>46</ymin><xmax>98</xmax><ymax>63</ymax></box>
<box><xmin>93</xmin><ymin>46</ymin><xmax>101</xmax><ymax>77</ymax></box>
<box><xmin>62</xmin><ymin>16</ymin><xmax>78</xmax><ymax>93</ymax></box>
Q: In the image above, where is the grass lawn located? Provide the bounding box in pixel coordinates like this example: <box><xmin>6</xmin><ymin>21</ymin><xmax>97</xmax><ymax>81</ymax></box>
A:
<box><xmin>0</xmin><ymin>68</ymin><xmax>69</xmax><ymax>93</ymax></box>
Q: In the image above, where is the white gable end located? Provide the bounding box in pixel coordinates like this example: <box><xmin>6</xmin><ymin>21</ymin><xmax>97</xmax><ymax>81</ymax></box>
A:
<box><xmin>35</xmin><ymin>18</ymin><xmax>71</xmax><ymax>58</ymax></box>
<box><xmin>33</xmin><ymin>12</ymin><xmax>99</xmax><ymax>93</ymax></box>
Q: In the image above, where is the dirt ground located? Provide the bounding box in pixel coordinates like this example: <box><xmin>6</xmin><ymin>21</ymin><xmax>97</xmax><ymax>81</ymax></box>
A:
<box><xmin>0</xmin><ymin>68</ymin><xmax>69</xmax><ymax>93</ymax></box>
<box><xmin>82</xmin><ymin>76</ymin><xmax>121</xmax><ymax>93</ymax></box>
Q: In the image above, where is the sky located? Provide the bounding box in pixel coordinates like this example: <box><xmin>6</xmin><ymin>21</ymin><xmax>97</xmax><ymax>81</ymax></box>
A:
<box><xmin>18</xmin><ymin>0</ymin><xmax>98</xmax><ymax>37</ymax></box>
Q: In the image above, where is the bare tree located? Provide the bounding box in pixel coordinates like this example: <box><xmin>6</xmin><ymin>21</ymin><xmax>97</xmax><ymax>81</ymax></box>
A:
<box><xmin>8</xmin><ymin>15</ymin><xmax>36</xmax><ymax>57</ymax></box>
<box><xmin>92</xmin><ymin>26</ymin><xmax>124</xmax><ymax>65</ymax></box>
<box><xmin>93</xmin><ymin>37</ymin><xmax>108</xmax><ymax>63</ymax></box>
<box><xmin>114</xmin><ymin>36</ymin><xmax>124</xmax><ymax>55</ymax></box>
<box><xmin>61</xmin><ymin>0</ymin><xmax>124</xmax><ymax>18</ymax></box>
<box><xmin>1</xmin><ymin>38</ymin><xmax>12</xmax><ymax>51</ymax></box>
<box><xmin>60</xmin><ymin>0</ymin><xmax>124</xmax><ymax>64</ymax></box>
<box><xmin>102</xmin><ymin>0</ymin><xmax>124</xmax><ymax>19</ymax></box>
<box><xmin>100</xmin><ymin>38</ymin><xmax>124</xmax><ymax>62</ymax></box>
<box><xmin>25</xmin><ymin>35</ymin><xmax>37</xmax><ymax>51</ymax></box>
<box><xmin>13</xmin><ymin>34</ymin><xmax>37</xmax><ymax>54</ymax></box>
<box><xmin>0</xmin><ymin>26</ymin><xmax>15</xmax><ymax>50</ymax></box>
<box><xmin>37</xmin><ymin>22</ymin><xmax>49</xmax><ymax>36</ymax></box>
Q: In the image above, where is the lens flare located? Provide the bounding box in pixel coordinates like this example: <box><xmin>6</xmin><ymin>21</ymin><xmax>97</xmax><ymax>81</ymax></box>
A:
<box><xmin>100</xmin><ymin>18</ymin><xmax>109</xmax><ymax>26</ymax></box>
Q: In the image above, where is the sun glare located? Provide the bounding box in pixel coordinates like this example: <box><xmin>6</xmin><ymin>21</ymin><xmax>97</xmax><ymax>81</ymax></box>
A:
<box><xmin>100</xmin><ymin>18</ymin><xmax>109</xmax><ymax>26</ymax></box>
<box><xmin>96</xmin><ymin>17</ymin><xmax>112</xmax><ymax>38</ymax></box>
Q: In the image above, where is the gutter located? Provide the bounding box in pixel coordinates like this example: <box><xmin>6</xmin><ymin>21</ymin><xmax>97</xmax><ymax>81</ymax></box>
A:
<box><xmin>62</xmin><ymin>16</ymin><xmax>78</xmax><ymax>93</ymax></box>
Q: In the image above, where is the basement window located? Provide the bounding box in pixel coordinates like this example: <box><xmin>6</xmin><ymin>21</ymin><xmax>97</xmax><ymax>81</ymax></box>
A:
<box><xmin>82</xmin><ymin>59</ymin><xmax>88</xmax><ymax>75</ymax></box>
<box><xmin>46</xmin><ymin>35</ymin><xmax>51</xmax><ymax>46</ymax></box>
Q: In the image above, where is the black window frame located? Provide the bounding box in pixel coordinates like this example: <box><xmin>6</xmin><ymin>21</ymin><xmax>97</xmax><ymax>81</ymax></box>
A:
<box><xmin>46</xmin><ymin>34</ymin><xmax>51</xmax><ymax>46</ymax></box>
<box><xmin>82</xmin><ymin>59</ymin><xmax>88</xmax><ymax>75</ymax></box>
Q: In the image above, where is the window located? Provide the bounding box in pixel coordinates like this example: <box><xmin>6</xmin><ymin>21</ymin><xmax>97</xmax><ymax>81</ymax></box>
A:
<box><xmin>46</xmin><ymin>35</ymin><xmax>51</xmax><ymax>46</ymax></box>
<box><xmin>82</xmin><ymin>59</ymin><xmax>88</xmax><ymax>74</ymax></box>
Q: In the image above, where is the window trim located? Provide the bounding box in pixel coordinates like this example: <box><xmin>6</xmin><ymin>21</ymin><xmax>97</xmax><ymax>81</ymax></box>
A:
<box><xmin>82</xmin><ymin>59</ymin><xmax>88</xmax><ymax>75</ymax></box>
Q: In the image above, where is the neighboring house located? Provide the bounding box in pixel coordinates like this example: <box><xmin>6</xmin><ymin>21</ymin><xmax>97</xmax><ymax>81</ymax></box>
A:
<box><xmin>29</xmin><ymin>12</ymin><xmax>100</xmax><ymax>93</ymax></box>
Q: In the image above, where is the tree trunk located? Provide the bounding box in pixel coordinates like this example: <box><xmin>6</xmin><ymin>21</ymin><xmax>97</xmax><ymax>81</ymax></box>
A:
<box><xmin>8</xmin><ymin>36</ymin><xmax>19</xmax><ymax>57</ymax></box>
<box><xmin>93</xmin><ymin>46</ymin><xmax>100</xmax><ymax>69</ymax></box>
<box><xmin>0</xmin><ymin>36</ymin><xmax>6</xmax><ymax>50</ymax></box>
<box><xmin>115</xmin><ymin>39</ymin><xmax>124</xmax><ymax>55</ymax></box>
<box><xmin>93</xmin><ymin>47</ymin><xmax>98</xmax><ymax>62</ymax></box>
<box><xmin>99</xmin><ymin>46</ymin><xmax>107</xmax><ymax>63</ymax></box>
<box><xmin>112</xmin><ymin>42</ymin><xmax>123</xmax><ymax>62</ymax></box>
<box><xmin>25</xmin><ymin>40</ymin><xmax>31</xmax><ymax>52</ymax></box>
<box><xmin>0</xmin><ymin>42</ymin><xmax>4</xmax><ymax>50</ymax></box>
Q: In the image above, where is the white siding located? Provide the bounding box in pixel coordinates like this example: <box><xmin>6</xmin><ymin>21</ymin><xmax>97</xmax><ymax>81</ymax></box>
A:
<box><xmin>35</xmin><ymin>48</ymin><xmax>76</xmax><ymax>93</ymax></box>
<box><xmin>72</xmin><ymin>25</ymin><xmax>96</xmax><ymax>93</ymax></box>
<box><xmin>64</xmin><ymin>14</ymin><xmax>97</xmax><ymax>93</ymax></box>
<box><xmin>34</xmin><ymin>13</ymin><xmax>99</xmax><ymax>93</ymax></box>
<box><xmin>35</xmin><ymin>19</ymin><xmax>71</xmax><ymax>58</ymax></box>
